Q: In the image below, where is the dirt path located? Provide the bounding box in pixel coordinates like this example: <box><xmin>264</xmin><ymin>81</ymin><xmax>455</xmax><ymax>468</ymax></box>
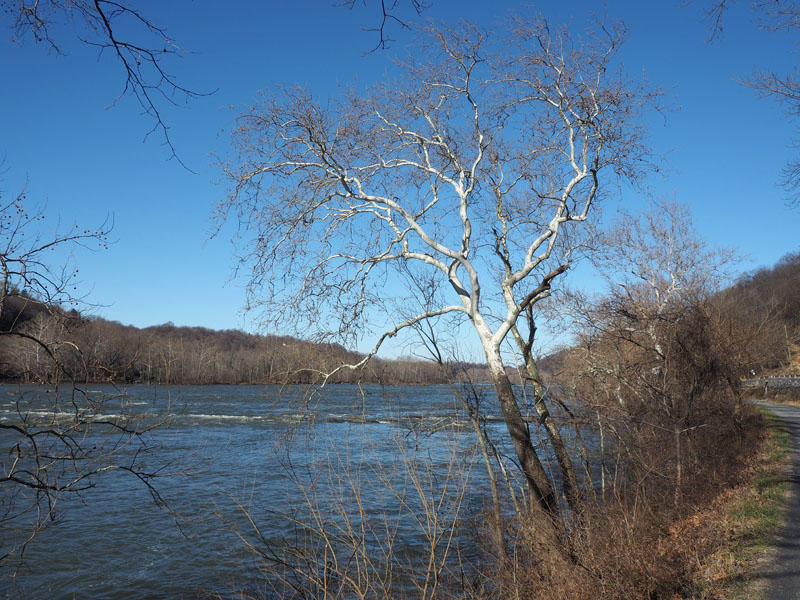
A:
<box><xmin>760</xmin><ymin>402</ymin><xmax>800</xmax><ymax>600</ymax></box>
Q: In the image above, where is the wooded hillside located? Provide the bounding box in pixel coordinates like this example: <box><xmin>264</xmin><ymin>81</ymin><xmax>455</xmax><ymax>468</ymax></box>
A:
<box><xmin>539</xmin><ymin>250</ymin><xmax>800</xmax><ymax>380</ymax></box>
<box><xmin>0</xmin><ymin>298</ymin><xmax>488</xmax><ymax>385</ymax></box>
<box><xmin>719</xmin><ymin>250</ymin><xmax>800</xmax><ymax>373</ymax></box>
<box><xmin>4</xmin><ymin>251</ymin><xmax>795</xmax><ymax>386</ymax></box>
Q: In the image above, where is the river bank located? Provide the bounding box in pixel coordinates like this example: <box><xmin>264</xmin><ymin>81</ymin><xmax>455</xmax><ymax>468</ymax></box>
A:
<box><xmin>690</xmin><ymin>405</ymin><xmax>792</xmax><ymax>599</ymax></box>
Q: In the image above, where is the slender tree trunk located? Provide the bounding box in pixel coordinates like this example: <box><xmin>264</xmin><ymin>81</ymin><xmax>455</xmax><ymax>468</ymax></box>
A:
<box><xmin>471</xmin><ymin>414</ymin><xmax>506</xmax><ymax>561</ymax></box>
<box><xmin>481</xmin><ymin>344</ymin><xmax>593</xmax><ymax>584</ymax></box>
<box><xmin>516</xmin><ymin>339</ymin><xmax>582</xmax><ymax>512</ymax></box>
<box><xmin>484</xmin><ymin>348</ymin><xmax>557</xmax><ymax>516</ymax></box>
<box><xmin>598</xmin><ymin>411</ymin><xmax>606</xmax><ymax>501</ymax></box>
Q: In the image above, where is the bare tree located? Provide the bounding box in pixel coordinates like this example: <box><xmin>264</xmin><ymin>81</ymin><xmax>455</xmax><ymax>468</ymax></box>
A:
<box><xmin>563</xmin><ymin>201</ymin><xmax>741</xmax><ymax>506</ymax></box>
<box><xmin>0</xmin><ymin>189</ymin><xmax>173</xmax><ymax>568</ymax></box>
<box><xmin>219</xmin><ymin>14</ymin><xmax>656</xmax><ymax>572</ymax></box>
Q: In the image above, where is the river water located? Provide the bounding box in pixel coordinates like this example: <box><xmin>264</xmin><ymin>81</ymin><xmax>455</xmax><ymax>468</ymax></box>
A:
<box><xmin>0</xmin><ymin>383</ymin><xmax>585</xmax><ymax>599</ymax></box>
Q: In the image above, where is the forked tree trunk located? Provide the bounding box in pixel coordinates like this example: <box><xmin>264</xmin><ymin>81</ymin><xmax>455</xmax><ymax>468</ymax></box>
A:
<box><xmin>484</xmin><ymin>349</ymin><xmax>584</xmax><ymax>581</ymax></box>
<box><xmin>484</xmin><ymin>349</ymin><xmax>557</xmax><ymax>516</ymax></box>
<box><xmin>521</xmin><ymin>349</ymin><xmax>582</xmax><ymax>512</ymax></box>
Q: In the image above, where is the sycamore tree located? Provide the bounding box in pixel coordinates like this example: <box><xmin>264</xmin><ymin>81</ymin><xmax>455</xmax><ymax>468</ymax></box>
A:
<box><xmin>563</xmin><ymin>202</ymin><xmax>741</xmax><ymax>505</ymax></box>
<box><xmin>218</xmin><ymin>13</ymin><xmax>657</xmax><ymax>565</ymax></box>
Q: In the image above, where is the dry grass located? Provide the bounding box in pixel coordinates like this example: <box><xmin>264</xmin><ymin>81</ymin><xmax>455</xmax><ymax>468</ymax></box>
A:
<box><xmin>690</xmin><ymin>409</ymin><xmax>791</xmax><ymax>599</ymax></box>
<box><xmin>481</xmin><ymin>405</ymin><xmax>788</xmax><ymax>600</ymax></box>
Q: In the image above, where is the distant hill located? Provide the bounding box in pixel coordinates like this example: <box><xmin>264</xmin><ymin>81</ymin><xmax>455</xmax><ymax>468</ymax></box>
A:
<box><xmin>0</xmin><ymin>292</ymin><xmax>55</xmax><ymax>331</ymax></box>
<box><xmin>537</xmin><ymin>250</ymin><xmax>800</xmax><ymax>381</ymax></box>
<box><xmin>0</xmin><ymin>301</ymin><xmax>490</xmax><ymax>385</ymax></box>
<box><xmin>719</xmin><ymin>250</ymin><xmax>800</xmax><ymax>374</ymax></box>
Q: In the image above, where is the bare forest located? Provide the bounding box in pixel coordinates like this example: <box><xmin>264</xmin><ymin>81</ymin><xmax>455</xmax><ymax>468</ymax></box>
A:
<box><xmin>2</xmin><ymin>1</ymin><xmax>799</xmax><ymax>598</ymax></box>
<box><xmin>0</xmin><ymin>298</ymin><xmax>488</xmax><ymax>385</ymax></box>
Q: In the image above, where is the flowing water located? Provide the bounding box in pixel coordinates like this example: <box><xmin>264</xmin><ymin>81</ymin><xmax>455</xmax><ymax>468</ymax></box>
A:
<box><xmin>0</xmin><ymin>383</ymin><xmax>591</xmax><ymax>599</ymax></box>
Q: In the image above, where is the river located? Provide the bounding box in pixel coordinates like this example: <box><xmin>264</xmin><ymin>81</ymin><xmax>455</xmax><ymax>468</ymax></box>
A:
<box><xmin>0</xmin><ymin>383</ymin><xmax>587</xmax><ymax>599</ymax></box>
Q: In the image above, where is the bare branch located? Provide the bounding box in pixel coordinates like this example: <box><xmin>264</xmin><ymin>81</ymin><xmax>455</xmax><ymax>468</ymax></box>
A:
<box><xmin>6</xmin><ymin>0</ymin><xmax>212</xmax><ymax>164</ymax></box>
<box><xmin>333</xmin><ymin>0</ymin><xmax>430</xmax><ymax>52</ymax></box>
<box><xmin>219</xmin><ymin>13</ymin><xmax>657</xmax><ymax>527</ymax></box>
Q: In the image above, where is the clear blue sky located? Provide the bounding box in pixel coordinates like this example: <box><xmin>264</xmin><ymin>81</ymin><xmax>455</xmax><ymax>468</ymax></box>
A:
<box><xmin>1</xmin><ymin>0</ymin><xmax>798</xmax><ymax>357</ymax></box>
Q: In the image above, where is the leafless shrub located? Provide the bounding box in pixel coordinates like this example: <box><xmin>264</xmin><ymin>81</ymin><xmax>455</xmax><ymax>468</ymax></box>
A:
<box><xmin>223</xmin><ymin>421</ymin><xmax>475</xmax><ymax>600</ymax></box>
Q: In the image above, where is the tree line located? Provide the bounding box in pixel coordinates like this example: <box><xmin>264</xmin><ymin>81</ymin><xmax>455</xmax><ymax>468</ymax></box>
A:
<box><xmin>0</xmin><ymin>295</ymin><xmax>488</xmax><ymax>385</ymax></box>
<box><xmin>719</xmin><ymin>250</ymin><xmax>800</xmax><ymax>374</ymax></box>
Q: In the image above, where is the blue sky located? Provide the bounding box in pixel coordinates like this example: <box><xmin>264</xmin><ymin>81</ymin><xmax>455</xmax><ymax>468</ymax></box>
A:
<box><xmin>1</xmin><ymin>0</ymin><xmax>798</xmax><ymax>357</ymax></box>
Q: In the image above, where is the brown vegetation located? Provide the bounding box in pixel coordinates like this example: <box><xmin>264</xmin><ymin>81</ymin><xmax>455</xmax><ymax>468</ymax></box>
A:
<box><xmin>452</xmin><ymin>205</ymin><xmax>773</xmax><ymax>599</ymax></box>
<box><xmin>718</xmin><ymin>251</ymin><xmax>800</xmax><ymax>376</ymax></box>
<box><xmin>0</xmin><ymin>298</ymin><xmax>487</xmax><ymax>385</ymax></box>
